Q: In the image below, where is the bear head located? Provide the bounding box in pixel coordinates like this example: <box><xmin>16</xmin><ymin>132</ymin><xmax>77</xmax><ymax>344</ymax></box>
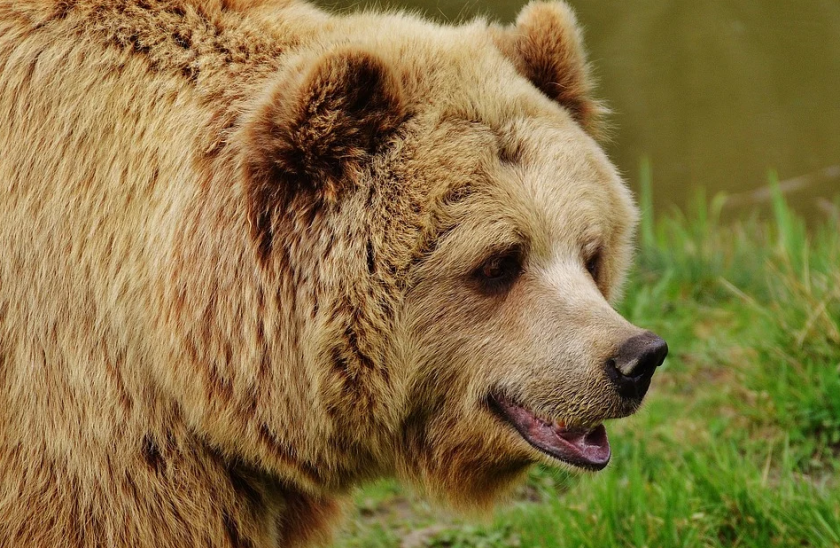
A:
<box><xmin>233</xmin><ymin>0</ymin><xmax>667</xmax><ymax>509</ymax></box>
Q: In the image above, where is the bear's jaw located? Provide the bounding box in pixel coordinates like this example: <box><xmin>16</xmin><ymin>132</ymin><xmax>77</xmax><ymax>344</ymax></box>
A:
<box><xmin>488</xmin><ymin>394</ymin><xmax>611</xmax><ymax>471</ymax></box>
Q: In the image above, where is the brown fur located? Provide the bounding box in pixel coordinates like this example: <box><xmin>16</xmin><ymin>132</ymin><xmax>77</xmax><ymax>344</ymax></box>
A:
<box><xmin>0</xmin><ymin>1</ymin><xmax>650</xmax><ymax>546</ymax></box>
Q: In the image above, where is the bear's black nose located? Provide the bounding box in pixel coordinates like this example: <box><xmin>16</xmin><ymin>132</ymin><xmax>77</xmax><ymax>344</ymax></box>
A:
<box><xmin>605</xmin><ymin>331</ymin><xmax>668</xmax><ymax>399</ymax></box>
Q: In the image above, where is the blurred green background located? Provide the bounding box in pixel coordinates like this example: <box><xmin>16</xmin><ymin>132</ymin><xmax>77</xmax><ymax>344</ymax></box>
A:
<box><xmin>316</xmin><ymin>0</ymin><xmax>840</xmax><ymax>218</ymax></box>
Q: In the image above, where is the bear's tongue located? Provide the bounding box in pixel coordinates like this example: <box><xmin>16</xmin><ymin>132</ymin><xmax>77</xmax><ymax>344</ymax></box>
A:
<box><xmin>492</xmin><ymin>396</ymin><xmax>611</xmax><ymax>470</ymax></box>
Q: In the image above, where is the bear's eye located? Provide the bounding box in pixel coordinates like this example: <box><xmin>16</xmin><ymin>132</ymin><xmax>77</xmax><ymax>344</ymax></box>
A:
<box><xmin>585</xmin><ymin>250</ymin><xmax>601</xmax><ymax>282</ymax></box>
<box><xmin>473</xmin><ymin>249</ymin><xmax>523</xmax><ymax>294</ymax></box>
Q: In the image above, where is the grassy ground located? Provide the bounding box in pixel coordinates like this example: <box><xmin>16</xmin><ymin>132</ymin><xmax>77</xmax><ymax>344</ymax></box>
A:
<box><xmin>334</xmin><ymin>178</ymin><xmax>840</xmax><ymax>548</ymax></box>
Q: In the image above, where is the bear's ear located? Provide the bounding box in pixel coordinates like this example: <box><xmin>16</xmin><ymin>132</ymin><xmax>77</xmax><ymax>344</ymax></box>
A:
<box><xmin>492</xmin><ymin>1</ymin><xmax>604</xmax><ymax>133</ymax></box>
<box><xmin>240</xmin><ymin>47</ymin><xmax>407</xmax><ymax>259</ymax></box>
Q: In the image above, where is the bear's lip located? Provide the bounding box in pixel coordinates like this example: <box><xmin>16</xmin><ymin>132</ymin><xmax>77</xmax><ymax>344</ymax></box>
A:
<box><xmin>488</xmin><ymin>394</ymin><xmax>611</xmax><ymax>471</ymax></box>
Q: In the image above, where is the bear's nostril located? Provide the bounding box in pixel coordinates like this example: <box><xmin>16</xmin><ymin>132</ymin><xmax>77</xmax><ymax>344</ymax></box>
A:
<box><xmin>605</xmin><ymin>332</ymin><xmax>668</xmax><ymax>399</ymax></box>
<box><xmin>615</xmin><ymin>332</ymin><xmax>668</xmax><ymax>377</ymax></box>
<box><xmin>645</xmin><ymin>337</ymin><xmax>669</xmax><ymax>371</ymax></box>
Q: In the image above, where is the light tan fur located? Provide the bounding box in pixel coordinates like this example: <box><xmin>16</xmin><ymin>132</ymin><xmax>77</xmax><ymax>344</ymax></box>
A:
<box><xmin>0</xmin><ymin>1</ymin><xmax>648</xmax><ymax>546</ymax></box>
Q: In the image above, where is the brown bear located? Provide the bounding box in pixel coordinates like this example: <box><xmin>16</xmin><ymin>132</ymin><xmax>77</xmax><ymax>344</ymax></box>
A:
<box><xmin>0</xmin><ymin>1</ymin><xmax>667</xmax><ymax>546</ymax></box>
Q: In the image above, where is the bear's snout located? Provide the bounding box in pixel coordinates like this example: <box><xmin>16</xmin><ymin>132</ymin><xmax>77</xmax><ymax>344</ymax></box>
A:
<box><xmin>604</xmin><ymin>331</ymin><xmax>668</xmax><ymax>400</ymax></box>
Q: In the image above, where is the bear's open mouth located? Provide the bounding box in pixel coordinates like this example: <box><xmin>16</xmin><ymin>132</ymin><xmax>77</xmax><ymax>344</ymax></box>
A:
<box><xmin>488</xmin><ymin>394</ymin><xmax>611</xmax><ymax>470</ymax></box>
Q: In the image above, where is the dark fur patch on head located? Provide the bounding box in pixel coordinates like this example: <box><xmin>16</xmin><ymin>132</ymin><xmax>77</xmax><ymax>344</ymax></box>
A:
<box><xmin>51</xmin><ymin>0</ymin><xmax>77</xmax><ymax>21</ymax></box>
<box><xmin>141</xmin><ymin>434</ymin><xmax>164</xmax><ymax>473</ymax></box>
<box><xmin>366</xmin><ymin>239</ymin><xmax>376</xmax><ymax>274</ymax></box>
<box><xmin>241</xmin><ymin>47</ymin><xmax>409</xmax><ymax>263</ymax></box>
<box><xmin>223</xmin><ymin>511</ymin><xmax>255</xmax><ymax>548</ymax></box>
<box><xmin>165</xmin><ymin>4</ymin><xmax>187</xmax><ymax>18</ymax></box>
<box><xmin>172</xmin><ymin>30</ymin><xmax>192</xmax><ymax>49</ymax></box>
<box><xmin>227</xmin><ymin>465</ymin><xmax>264</xmax><ymax>507</ymax></box>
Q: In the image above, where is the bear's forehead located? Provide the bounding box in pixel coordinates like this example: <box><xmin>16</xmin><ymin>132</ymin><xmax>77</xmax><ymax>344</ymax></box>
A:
<box><xmin>451</xmin><ymin>116</ymin><xmax>625</xmax><ymax>219</ymax></box>
<box><xmin>518</xmin><ymin>136</ymin><xmax>631</xmax><ymax>257</ymax></box>
<box><xmin>391</xmin><ymin>113</ymin><xmax>632</xmax><ymax>266</ymax></box>
<box><xmin>494</xmin><ymin>135</ymin><xmax>629</xmax><ymax>257</ymax></box>
<box><xmin>333</xmin><ymin>15</ymin><xmax>553</xmax><ymax>121</ymax></box>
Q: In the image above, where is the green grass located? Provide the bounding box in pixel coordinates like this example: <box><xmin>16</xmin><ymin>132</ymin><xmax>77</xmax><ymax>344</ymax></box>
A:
<box><xmin>334</xmin><ymin>176</ymin><xmax>840</xmax><ymax>548</ymax></box>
